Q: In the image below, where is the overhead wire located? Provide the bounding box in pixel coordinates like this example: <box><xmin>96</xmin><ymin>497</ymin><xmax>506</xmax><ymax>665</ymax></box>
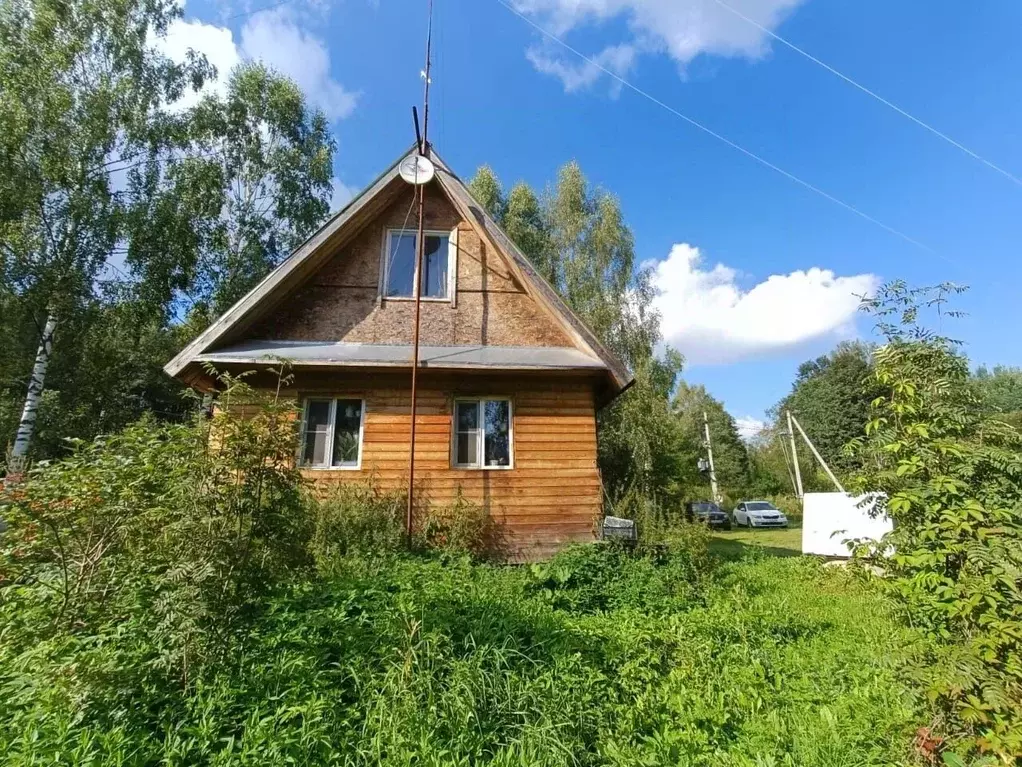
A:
<box><xmin>493</xmin><ymin>0</ymin><xmax>953</xmax><ymax>264</ymax></box>
<box><xmin>709</xmin><ymin>0</ymin><xmax>1022</xmax><ymax>188</ymax></box>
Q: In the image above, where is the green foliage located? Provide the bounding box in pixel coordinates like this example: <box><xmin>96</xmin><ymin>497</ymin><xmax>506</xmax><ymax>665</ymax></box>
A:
<box><xmin>0</xmin><ymin>532</ymin><xmax>930</xmax><ymax>765</ymax></box>
<box><xmin>0</xmin><ymin>0</ymin><xmax>334</xmax><ymax>464</ymax></box>
<box><xmin>466</xmin><ymin>164</ymin><xmax>505</xmax><ymax>220</ymax></box>
<box><xmin>849</xmin><ymin>281</ymin><xmax>1022</xmax><ymax>758</ymax></box>
<box><xmin>467</xmin><ymin>163</ymin><xmax>691</xmax><ymax>502</ymax></box>
<box><xmin>311</xmin><ymin>481</ymin><xmax>406</xmax><ymax>565</ymax></box>
<box><xmin>311</xmin><ymin>481</ymin><xmax>507</xmax><ymax>570</ymax></box>
<box><xmin>137</xmin><ymin>61</ymin><xmax>335</xmax><ymax>316</ymax></box>
<box><xmin>774</xmin><ymin>341</ymin><xmax>879</xmax><ymax>477</ymax></box>
<box><xmin>673</xmin><ymin>381</ymin><xmax>752</xmax><ymax>497</ymax></box>
<box><xmin>0</xmin><ymin>370</ymin><xmax>311</xmax><ymax>676</ymax></box>
<box><xmin>972</xmin><ymin>364</ymin><xmax>1022</xmax><ymax>429</ymax></box>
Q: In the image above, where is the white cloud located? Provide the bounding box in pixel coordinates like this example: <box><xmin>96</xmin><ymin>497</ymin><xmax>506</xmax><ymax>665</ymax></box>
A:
<box><xmin>651</xmin><ymin>243</ymin><xmax>879</xmax><ymax>365</ymax></box>
<box><xmin>239</xmin><ymin>9</ymin><xmax>358</xmax><ymax>121</ymax></box>
<box><xmin>526</xmin><ymin>42</ymin><xmax>637</xmax><ymax>92</ymax></box>
<box><xmin>159</xmin><ymin>8</ymin><xmax>357</xmax><ymax>120</ymax></box>
<box><xmin>330</xmin><ymin>177</ymin><xmax>358</xmax><ymax>211</ymax></box>
<box><xmin>735</xmin><ymin>415</ymin><xmax>767</xmax><ymax>442</ymax></box>
<box><xmin>513</xmin><ymin>0</ymin><xmax>806</xmax><ymax>90</ymax></box>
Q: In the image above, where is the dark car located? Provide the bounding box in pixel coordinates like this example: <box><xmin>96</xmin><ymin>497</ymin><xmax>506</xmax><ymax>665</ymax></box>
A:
<box><xmin>685</xmin><ymin>501</ymin><xmax>731</xmax><ymax>529</ymax></box>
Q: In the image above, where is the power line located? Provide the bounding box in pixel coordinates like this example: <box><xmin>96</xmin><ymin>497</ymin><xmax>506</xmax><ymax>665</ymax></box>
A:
<box><xmin>709</xmin><ymin>0</ymin><xmax>1022</xmax><ymax>189</ymax></box>
<box><xmin>223</xmin><ymin>0</ymin><xmax>298</xmax><ymax>22</ymax></box>
<box><xmin>494</xmin><ymin>0</ymin><xmax>950</xmax><ymax>263</ymax></box>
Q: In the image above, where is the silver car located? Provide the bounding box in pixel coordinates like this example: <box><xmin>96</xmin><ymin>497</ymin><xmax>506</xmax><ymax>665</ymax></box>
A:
<box><xmin>733</xmin><ymin>500</ymin><xmax>788</xmax><ymax>528</ymax></box>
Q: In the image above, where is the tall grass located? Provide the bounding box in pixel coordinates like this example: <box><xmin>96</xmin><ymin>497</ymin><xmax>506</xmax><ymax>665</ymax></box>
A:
<box><xmin>0</xmin><ymin>545</ymin><xmax>931</xmax><ymax>765</ymax></box>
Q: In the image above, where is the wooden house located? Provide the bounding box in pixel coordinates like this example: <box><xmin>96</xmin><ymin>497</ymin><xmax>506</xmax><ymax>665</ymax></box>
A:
<box><xmin>165</xmin><ymin>146</ymin><xmax>633</xmax><ymax>559</ymax></box>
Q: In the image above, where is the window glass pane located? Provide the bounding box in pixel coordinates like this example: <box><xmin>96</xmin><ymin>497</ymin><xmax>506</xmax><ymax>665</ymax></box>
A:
<box><xmin>302</xmin><ymin>400</ymin><xmax>331</xmax><ymax>466</ymax></box>
<box><xmin>456</xmin><ymin>401</ymin><xmax>478</xmax><ymax>430</ymax></box>
<box><xmin>386</xmin><ymin>233</ymin><xmax>416</xmax><ymax>297</ymax></box>
<box><xmin>332</xmin><ymin>399</ymin><xmax>362</xmax><ymax>466</ymax></box>
<box><xmin>455</xmin><ymin>401</ymin><xmax>479</xmax><ymax>466</ymax></box>
<box><xmin>483</xmin><ymin>400</ymin><xmax>510</xmax><ymax>467</ymax></box>
<box><xmin>456</xmin><ymin>430</ymin><xmax>478</xmax><ymax>466</ymax></box>
<box><xmin>421</xmin><ymin>235</ymin><xmax>449</xmax><ymax>298</ymax></box>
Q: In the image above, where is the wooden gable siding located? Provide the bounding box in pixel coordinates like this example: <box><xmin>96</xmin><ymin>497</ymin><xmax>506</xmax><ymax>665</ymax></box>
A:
<box><xmin>295</xmin><ymin>371</ymin><xmax>601</xmax><ymax>559</ymax></box>
<box><xmin>243</xmin><ymin>184</ymin><xmax>572</xmax><ymax>348</ymax></box>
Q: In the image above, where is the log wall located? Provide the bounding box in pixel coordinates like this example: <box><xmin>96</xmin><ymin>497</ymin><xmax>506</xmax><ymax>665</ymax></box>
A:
<box><xmin>295</xmin><ymin>372</ymin><xmax>602</xmax><ymax>560</ymax></box>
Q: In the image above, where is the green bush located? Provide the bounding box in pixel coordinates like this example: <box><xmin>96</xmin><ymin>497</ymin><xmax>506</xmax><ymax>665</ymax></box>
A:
<box><xmin>311</xmin><ymin>480</ymin><xmax>405</xmax><ymax>567</ymax></box>
<box><xmin>850</xmin><ymin>282</ymin><xmax>1022</xmax><ymax>758</ymax></box>
<box><xmin>0</xmin><ymin>370</ymin><xmax>311</xmax><ymax>686</ymax></box>
<box><xmin>0</xmin><ymin>544</ymin><xmax>930</xmax><ymax>765</ymax></box>
<box><xmin>312</xmin><ymin>480</ymin><xmax>508</xmax><ymax>566</ymax></box>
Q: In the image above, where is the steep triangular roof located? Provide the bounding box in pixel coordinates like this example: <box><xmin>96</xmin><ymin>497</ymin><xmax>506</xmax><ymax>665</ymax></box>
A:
<box><xmin>165</xmin><ymin>145</ymin><xmax>633</xmax><ymax>398</ymax></box>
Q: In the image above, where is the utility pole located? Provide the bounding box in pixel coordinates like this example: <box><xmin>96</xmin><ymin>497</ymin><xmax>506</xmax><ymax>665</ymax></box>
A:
<box><xmin>790</xmin><ymin>413</ymin><xmax>846</xmax><ymax>494</ymax></box>
<box><xmin>703</xmin><ymin>411</ymin><xmax>721</xmax><ymax>504</ymax></box>
<box><xmin>786</xmin><ymin>410</ymin><xmax>804</xmax><ymax>501</ymax></box>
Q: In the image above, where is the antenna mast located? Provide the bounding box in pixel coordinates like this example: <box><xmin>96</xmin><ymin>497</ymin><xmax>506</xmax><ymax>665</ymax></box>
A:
<box><xmin>406</xmin><ymin>0</ymin><xmax>434</xmax><ymax>548</ymax></box>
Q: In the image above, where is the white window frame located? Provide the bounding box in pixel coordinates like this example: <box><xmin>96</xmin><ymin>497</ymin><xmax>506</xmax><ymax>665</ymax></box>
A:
<box><xmin>380</xmin><ymin>228</ymin><xmax>457</xmax><ymax>302</ymax></box>
<box><xmin>451</xmin><ymin>397</ymin><xmax>514</xmax><ymax>470</ymax></box>
<box><xmin>299</xmin><ymin>397</ymin><xmax>366</xmax><ymax>470</ymax></box>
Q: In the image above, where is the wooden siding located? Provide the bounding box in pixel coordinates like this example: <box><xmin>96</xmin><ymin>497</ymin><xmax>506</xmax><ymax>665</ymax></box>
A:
<box><xmin>244</xmin><ymin>184</ymin><xmax>572</xmax><ymax>349</ymax></box>
<box><xmin>296</xmin><ymin>373</ymin><xmax>601</xmax><ymax>560</ymax></box>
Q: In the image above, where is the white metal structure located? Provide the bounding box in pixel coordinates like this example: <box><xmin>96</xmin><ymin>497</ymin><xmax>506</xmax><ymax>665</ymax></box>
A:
<box><xmin>801</xmin><ymin>492</ymin><xmax>891</xmax><ymax>557</ymax></box>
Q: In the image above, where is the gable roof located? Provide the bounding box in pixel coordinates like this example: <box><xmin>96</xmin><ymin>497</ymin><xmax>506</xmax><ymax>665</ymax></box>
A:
<box><xmin>165</xmin><ymin>145</ymin><xmax>634</xmax><ymax>399</ymax></box>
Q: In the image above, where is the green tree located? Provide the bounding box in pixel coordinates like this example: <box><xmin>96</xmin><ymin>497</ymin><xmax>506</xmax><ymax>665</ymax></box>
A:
<box><xmin>849</xmin><ymin>281</ymin><xmax>1022</xmax><ymax>757</ymax></box>
<box><xmin>503</xmin><ymin>182</ymin><xmax>552</xmax><ymax>281</ymax></box>
<box><xmin>973</xmin><ymin>364</ymin><xmax>1022</xmax><ymax>429</ymax></box>
<box><xmin>1</xmin><ymin>3</ymin><xmax>334</xmax><ymax>467</ymax></box>
<box><xmin>128</xmin><ymin>62</ymin><xmax>335</xmax><ymax>319</ymax></box>
<box><xmin>466</xmin><ymin>162</ymin><xmax>687</xmax><ymax>502</ymax></box>
<box><xmin>466</xmin><ymin>165</ymin><xmax>505</xmax><ymax>221</ymax></box>
<box><xmin>0</xmin><ymin>0</ymin><xmax>210</xmax><ymax>469</ymax></box>
<box><xmin>774</xmin><ymin>341</ymin><xmax>878</xmax><ymax>476</ymax></box>
<box><xmin>672</xmin><ymin>382</ymin><xmax>751</xmax><ymax>500</ymax></box>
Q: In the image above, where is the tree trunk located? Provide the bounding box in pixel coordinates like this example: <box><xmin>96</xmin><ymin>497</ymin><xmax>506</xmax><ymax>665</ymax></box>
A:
<box><xmin>8</xmin><ymin>314</ymin><xmax>57</xmax><ymax>477</ymax></box>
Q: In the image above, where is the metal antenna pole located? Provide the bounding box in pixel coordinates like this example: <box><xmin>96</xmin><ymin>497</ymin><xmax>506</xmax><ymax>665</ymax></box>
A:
<box><xmin>790</xmin><ymin>413</ymin><xmax>846</xmax><ymax>494</ymax></box>
<box><xmin>406</xmin><ymin>0</ymin><xmax>434</xmax><ymax>549</ymax></box>
<box><xmin>786</xmin><ymin>410</ymin><xmax>804</xmax><ymax>500</ymax></box>
<box><xmin>703</xmin><ymin>411</ymin><xmax>721</xmax><ymax>505</ymax></box>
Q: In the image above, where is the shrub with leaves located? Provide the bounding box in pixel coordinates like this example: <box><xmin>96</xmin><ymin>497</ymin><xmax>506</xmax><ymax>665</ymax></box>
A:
<box><xmin>848</xmin><ymin>281</ymin><xmax>1022</xmax><ymax>757</ymax></box>
<box><xmin>0</xmin><ymin>369</ymin><xmax>311</xmax><ymax>684</ymax></box>
<box><xmin>312</xmin><ymin>479</ymin><xmax>507</xmax><ymax>565</ymax></box>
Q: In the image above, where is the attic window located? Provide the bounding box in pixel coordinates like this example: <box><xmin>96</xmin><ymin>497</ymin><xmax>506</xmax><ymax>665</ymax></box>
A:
<box><xmin>384</xmin><ymin>230</ymin><xmax>453</xmax><ymax>300</ymax></box>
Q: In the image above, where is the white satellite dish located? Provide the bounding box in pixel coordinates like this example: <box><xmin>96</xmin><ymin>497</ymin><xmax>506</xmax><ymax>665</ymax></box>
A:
<box><xmin>399</xmin><ymin>154</ymin><xmax>435</xmax><ymax>185</ymax></box>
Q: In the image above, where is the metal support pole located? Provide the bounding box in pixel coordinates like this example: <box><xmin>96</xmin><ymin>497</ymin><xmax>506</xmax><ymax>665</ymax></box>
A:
<box><xmin>786</xmin><ymin>410</ymin><xmax>804</xmax><ymax>500</ymax></box>
<box><xmin>791</xmin><ymin>413</ymin><xmax>846</xmax><ymax>494</ymax></box>
<box><xmin>405</xmin><ymin>0</ymin><xmax>434</xmax><ymax>548</ymax></box>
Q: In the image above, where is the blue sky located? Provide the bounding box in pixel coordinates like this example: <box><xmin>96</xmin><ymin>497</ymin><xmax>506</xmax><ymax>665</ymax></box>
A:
<box><xmin>171</xmin><ymin>0</ymin><xmax>1022</xmax><ymax>433</ymax></box>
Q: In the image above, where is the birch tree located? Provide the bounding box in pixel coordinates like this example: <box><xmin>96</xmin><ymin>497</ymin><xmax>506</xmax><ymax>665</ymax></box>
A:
<box><xmin>128</xmin><ymin>62</ymin><xmax>335</xmax><ymax>320</ymax></box>
<box><xmin>0</xmin><ymin>0</ymin><xmax>208</xmax><ymax>471</ymax></box>
<box><xmin>1</xmin><ymin>0</ymin><xmax>334</xmax><ymax>469</ymax></box>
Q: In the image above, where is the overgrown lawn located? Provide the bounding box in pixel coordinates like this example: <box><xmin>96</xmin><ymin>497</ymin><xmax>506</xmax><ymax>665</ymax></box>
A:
<box><xmin>1</xmin><ymin>545</ymin><xmax>930</xmax><ymax>766</ymax></box>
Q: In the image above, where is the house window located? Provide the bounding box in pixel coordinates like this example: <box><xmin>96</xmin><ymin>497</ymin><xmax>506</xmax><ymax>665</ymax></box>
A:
<box><xmin>453</xmin><ymin>398</ymin><xmax>512</xmax><ymax>469</ymax></box>
<box><xmin>300</xmin><ymin>398</ymin><xmax>364</xmax><ymax>469</ymax></box>
<box><xmin>384</xmin><ymin>230</ymin><xmax>452</xmax><ymax>299</ymax></box>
